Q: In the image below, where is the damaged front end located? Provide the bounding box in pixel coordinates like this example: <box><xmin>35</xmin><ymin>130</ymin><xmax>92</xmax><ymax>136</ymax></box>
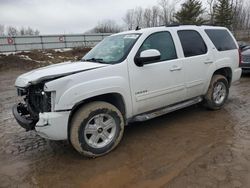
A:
<box><xmin>12</xmin><ymin>84</ymin><xmax>52</xmax><ymax>131</ymax></box>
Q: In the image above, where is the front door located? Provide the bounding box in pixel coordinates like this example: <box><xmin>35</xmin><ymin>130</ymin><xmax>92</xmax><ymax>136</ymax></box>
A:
<box><xmin>127</xmin><ymin>31</ymin><xmax>186</xmax><ymax>115</ymax></box>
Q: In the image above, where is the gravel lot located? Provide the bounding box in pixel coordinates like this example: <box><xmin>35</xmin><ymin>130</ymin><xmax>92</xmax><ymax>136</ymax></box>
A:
<box><xmin>0</xmin><ymin>50</ymin><xmax>250</xmax><ymax>187</ymax></box>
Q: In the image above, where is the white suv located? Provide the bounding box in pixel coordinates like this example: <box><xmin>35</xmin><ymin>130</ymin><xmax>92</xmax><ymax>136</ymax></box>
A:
<box><xmin>13</xmin><ymin>25</ymin><xmax>242</xmax><ymax>157</ymax></box>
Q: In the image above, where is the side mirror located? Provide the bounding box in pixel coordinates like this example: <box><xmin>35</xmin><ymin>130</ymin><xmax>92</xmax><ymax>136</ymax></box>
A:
<box><xmin>135</xmin><ymin>49</ymin><xmax>161</xmax><ymax>67</ymax></box>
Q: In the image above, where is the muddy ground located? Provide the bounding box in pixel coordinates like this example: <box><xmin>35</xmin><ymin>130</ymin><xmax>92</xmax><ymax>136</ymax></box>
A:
<box><xmin>1</xmin><ymin>50</ymin><xmax>250</xmax><ymax>187</ymax></box>
<box><xmin>0</xmin><ymin>48</ymin><xmax>91</xmax><ymax>72</ymax></box>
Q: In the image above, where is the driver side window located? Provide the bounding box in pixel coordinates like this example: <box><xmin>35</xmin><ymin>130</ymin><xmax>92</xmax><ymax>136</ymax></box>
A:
<box><xmin>137</xmin><ymin>31</ymin><xmax>177</xmax><ymax>63</ymax></box>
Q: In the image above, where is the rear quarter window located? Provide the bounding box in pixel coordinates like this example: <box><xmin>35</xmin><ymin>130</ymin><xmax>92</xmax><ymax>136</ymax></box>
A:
<box><xmin>205</xmin><ymin>29</ymin><xmax>237</xmax><ymax>51</ymax></box>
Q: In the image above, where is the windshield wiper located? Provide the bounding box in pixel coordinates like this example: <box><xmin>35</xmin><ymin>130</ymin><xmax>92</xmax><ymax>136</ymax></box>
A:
<box><xmin>82</xmin><ymin>58</ymin><xmax>107</xmax><ymax>64</ymax></box>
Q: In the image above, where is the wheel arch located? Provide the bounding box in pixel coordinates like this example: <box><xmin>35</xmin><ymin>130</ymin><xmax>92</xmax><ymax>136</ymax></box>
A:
<box><xmin>67</xmin><ymin>93</ymin><xmax>126</xmax><ymax>140</ymax></box>
<box><xmin>213</xmin><ymin>67</ymin><xmax>232</xmax><ymax>86</ymax></box>
<box><xmin>203</xmin><ymin>66</ymin><xmax>232</xmax><ymax>95</ymax></box>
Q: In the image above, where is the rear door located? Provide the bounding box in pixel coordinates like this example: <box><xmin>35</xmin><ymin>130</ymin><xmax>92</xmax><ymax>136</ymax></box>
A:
<box><xmin>177</xmin><ymin>29</ymin><xmax>213</xmax><ymax>99</ymax></box>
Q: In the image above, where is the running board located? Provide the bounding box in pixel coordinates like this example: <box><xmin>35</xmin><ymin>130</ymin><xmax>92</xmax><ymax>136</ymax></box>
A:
<box><xmin>133</xmin><ymin>97</ymin><xmax>203</xmax><ymax>122</ymax></box>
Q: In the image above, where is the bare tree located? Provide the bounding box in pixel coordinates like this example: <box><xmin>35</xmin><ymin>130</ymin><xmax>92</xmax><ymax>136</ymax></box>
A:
<box><xmin>7</xmin><ymin>26</ymin><xmax>19</xmax><ymax>36</ymax></box>
<box><xmin>134</xmin><ymin>7</ymin><xmax>144</xmax><ymax>27</ymax></box>
<box><xmin>144</xmin><ymin>8</ymin><xmax>152</xmax><ymax>27</ymax></box>
<box><xmin>151</xmin><ymin>6</ymin><xmax>160</xmax><ymax>26</ymax></box>
<box><xmin>34</xmin><ymin>29</ymin><xmax>40</xmax><ymax>35</ymax></box>
<box><xmin>240</xmin><ymin>0</ymin><xmax>250</xmax><ymax>29</ymax></box>
<box><xmin>245</xmin><ymin>4</ymin><xmax>250</xmax><ymax>29</ymax></box>
<box><xmin>122</xmin><ymin>0</ymin><xmax>182</xmax><ymax>29</ymax></box>
<box><xmin>123</xmin><ymin>9</ymin><xmax>135</xmax><ymax>30</ymax></box>
<box><xmin>19</xmin><ymin>26</ymin><xmax>40</xmax><ymax>36</ymax></box>
<box><xmin>158</xmin><ymin>0</ymin><xmax>169</xmax><ymax>25</ymax></box>
<box><xmin>0</xmin><ymin>24</ymin><xmax>4</xmax><ymax>36</ymax></box>
<box><xmin>91</xmin><ymin>20</ymin><xmax>122</xmax><ymax>33</ymax></box>
<box><xmin>229</xmin><ymin>0</ymin><xmax>250</xmax><ymax>31</ymax></box>
<box><xmin>19</xmin><ymin>27</ymin><xmax>25</xmax><ymax>36</ymax></box>
<box><xmin>158</xmin><ymin>0</ymin><xmax>182</xmax><ymax>25</ymax></box>
<box><xmin>207</xmin><ymin>0</ymin><xmax>216</xmax><ymax>24</ymax></box>
<box><xmin>26</xmin><ymin>27</ymin><xmax>35</xmax><ymax>35</ymax></box>
<box><xmin>158</xmin><ymin>0</ymin><xmax>178</xmax><ymax>25</ymax></box>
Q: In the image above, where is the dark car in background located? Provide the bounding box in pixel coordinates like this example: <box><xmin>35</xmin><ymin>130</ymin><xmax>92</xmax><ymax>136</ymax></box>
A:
<box><xmin>238</xmin><ymin>41</ymin><xmax>250</xmax><ymax>72</ymax></box>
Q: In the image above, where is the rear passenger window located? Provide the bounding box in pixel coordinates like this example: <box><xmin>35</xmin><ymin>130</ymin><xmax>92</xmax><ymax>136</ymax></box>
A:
<box><xmin>178</xmin><ymin>30</ymin><xmax>207</xmax><ymax>57</ymax></box>
<box><xmin>205</xmin><ymin>29</ymin><xmax>237</xmax><ymax>51</ymax></box>
<box><xmin>137</xmin><ymin>31</ymin><xmax>177</xmax><ymax>63</ymax></box>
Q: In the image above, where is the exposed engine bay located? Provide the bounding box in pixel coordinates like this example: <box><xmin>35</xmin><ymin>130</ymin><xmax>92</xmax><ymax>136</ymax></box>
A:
<box><xmin>13</xmin><ymin>84</ymin><xmax>52</xmax><ymax>131</ymax></box>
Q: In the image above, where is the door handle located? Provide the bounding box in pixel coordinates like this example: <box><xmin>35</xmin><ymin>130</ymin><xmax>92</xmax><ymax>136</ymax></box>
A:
<box><xmin>170</xmin><ymin>65</ymin><xmax>182</xmax><ymax>72</ymax></box>
<box><xmin>204</xmin><ymin>61</ymin><xmax>213</xmax><ymax>64</ymax></box>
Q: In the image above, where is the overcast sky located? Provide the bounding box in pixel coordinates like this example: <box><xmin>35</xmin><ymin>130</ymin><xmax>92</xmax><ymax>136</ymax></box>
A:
<box><xmin>0</xmin><ymin>0</ymin><xmax>167</xmax><ymax>34</ymax></box>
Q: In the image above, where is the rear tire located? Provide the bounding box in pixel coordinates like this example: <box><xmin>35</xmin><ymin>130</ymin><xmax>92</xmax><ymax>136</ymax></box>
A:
<box><xmin>203</xmin><ymin>75</ymin><xmax>229</xmax><ymax>110</ymax></box>
<box><xmin>70</xmin><ymin>101</ymin><xmax>124</xmax><ymax>158</ymax></box>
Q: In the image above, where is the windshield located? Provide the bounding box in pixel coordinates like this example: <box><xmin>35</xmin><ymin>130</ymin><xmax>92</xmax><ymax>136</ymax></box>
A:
<box><xmin>82</xmin><ymin>33</ymin><xmax>140</xmax><ymax>64</ymax></box>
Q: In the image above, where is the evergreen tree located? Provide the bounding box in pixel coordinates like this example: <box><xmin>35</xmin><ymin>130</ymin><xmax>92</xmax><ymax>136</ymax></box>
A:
<box><xmin>214</xmin><ymin>0</ymin><xmax>233</xmax><ymax>29</ymax></box>
<box><xmin>174</xmin><ymin>0</ymin><xmax>205</xmax><ymax>25</ymax></box>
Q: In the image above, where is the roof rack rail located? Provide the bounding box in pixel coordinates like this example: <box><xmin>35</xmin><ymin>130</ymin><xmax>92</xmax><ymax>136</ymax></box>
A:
<box><xmin>166</xmin><ymin>23</ymin><xmax>217</xmax><ymax>27</ymax></box>
<box><xmin>166</xmin><ymin>23</ymin><xmax>180</xmax><ymax>27</ymax></box>
<box><xmin>197</xmin><ymin>24</ymin><xmax>216</xmax><ymax>26</ymax></box>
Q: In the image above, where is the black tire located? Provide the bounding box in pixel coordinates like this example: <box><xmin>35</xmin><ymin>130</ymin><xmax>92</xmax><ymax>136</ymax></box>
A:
<box><xmin>203</xmin><ymin>75</ymin><xmax>229</xmax><ymax>110</ymax></box>
<box><xmin>70</xmin><ymin>101</ymin><xmax>124</xmax><ymax>158</ymax></box>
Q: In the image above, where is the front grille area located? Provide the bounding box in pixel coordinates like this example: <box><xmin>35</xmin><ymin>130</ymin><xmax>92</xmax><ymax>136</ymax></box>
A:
<box><xmin>28</xmin><ymin>90</ymin><xmax>51</xmax><ymax>114</ymax></box>
<box><xmin>242</xmin><ymin>55</ymin><xmax>250</xmax><ymax>63</ymax></box>
<box><xmin>22</xmin><ymin>84</ymin><xmax>51</xmax><ymax>117</ymax></box>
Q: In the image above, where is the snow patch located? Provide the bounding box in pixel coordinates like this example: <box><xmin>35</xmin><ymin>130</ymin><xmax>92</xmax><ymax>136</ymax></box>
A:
<box><xmin>19</xmin><ymin>55</ymin><xmax>33</xmax><ymax>61</ymax></box>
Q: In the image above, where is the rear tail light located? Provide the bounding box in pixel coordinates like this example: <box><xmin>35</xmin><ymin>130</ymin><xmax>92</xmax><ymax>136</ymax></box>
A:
<box><xmin>238</xmin><ymin>48</ymin><xmax>242</xmax><ymax>66</ymax></box>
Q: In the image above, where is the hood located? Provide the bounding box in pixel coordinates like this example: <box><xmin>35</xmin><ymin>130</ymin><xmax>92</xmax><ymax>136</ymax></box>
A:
<box><xmin>15</xmin><ymin>61</ymin><xmax>108</xmax><ymax>88</ymax></box>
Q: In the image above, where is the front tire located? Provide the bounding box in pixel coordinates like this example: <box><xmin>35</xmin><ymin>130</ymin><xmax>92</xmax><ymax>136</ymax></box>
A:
<box><xmin>204</xmin><ymin>75</ymin><xmax>229</xmax><ymax>110</ymax></box>
<box><xmin>70</xmin><ymin>101</ymin><xmax>124</xmax><ymax>158</ymax></box>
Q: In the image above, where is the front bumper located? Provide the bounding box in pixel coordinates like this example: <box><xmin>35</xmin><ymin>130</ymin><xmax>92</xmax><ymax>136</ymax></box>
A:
<box><xmin>12</xmin><ymin>103</ymin><xmax>38</xmax><ymax>131</ymax></box>
<box><xmin>13</xmin><ymin>103</ymin><xmax>70</xmax><ymax>140</ymax></box>
<box><xmin>35</xmin><ymin>111</ymin><xmax>70</xmax><ymax>140</ymax></box>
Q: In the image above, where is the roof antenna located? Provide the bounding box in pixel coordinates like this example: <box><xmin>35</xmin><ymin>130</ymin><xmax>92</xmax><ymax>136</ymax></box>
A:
<box><xmin>135</xmin><ymin>26</ymin><xmax>141</xmax><ymax>31</ymax></box>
